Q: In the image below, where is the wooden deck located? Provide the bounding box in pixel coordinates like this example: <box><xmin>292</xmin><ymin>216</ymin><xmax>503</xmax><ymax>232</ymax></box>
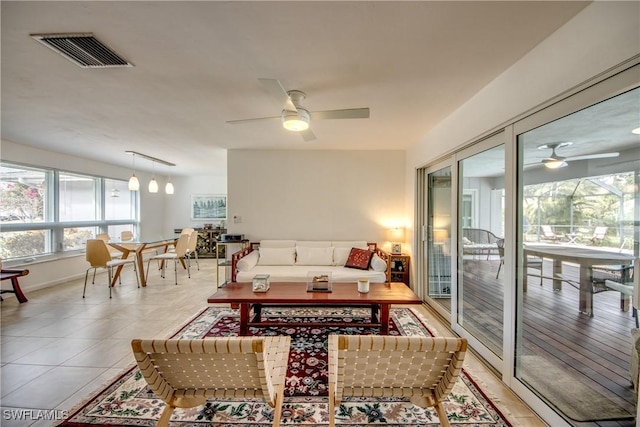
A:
<box><xmin>433</xmin><ymin>257</ymin><xmax>636</xmax><ymax>427</ymax></box>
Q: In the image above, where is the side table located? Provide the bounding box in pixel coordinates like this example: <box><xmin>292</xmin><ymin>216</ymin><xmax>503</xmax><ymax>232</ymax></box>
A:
<box><xmin>389</xmin><ymin>254</ymin><xmax>410</xmax><ymax>286</ymax></box>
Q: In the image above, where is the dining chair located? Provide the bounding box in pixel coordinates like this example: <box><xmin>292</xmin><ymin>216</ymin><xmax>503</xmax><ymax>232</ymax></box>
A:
<box><xmin>184</xmin><ymin>229</ymin><xmax>200</xmax><ymax>271</ymax></box>
<box><xmin>146</xmin><ymin>233</ymin><xmax>190</xmax><ymax>285</ymax></box>
<box><xmin>328</xmin><ymin>335</ymin><xmax>467</xmax><ymax>427</ymax></box>
<box><xmin>83</xmin><ymin>239</ymin><xmax>139</xmax><ymax>298</ymax></box>
<box><xmin>131</xmin><ymin>336</ymin><xmax>290</xmax><ymax>427</ymax></box>
<box><xmin>120</xmin><ymin>230</ymin><xmax>134</xmax><ymax>241</ymax></box>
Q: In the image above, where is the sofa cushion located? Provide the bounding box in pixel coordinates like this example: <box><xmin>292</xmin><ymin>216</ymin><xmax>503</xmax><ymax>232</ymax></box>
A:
<box><xmin>296</xmin><ymin>241</ymin><xmax>332</xmax><ymax>248</ymax></box>
<box><xmin>296</xmin><ymin>246</ymin><xmax>334</xmax><ymax>266</ymax></box>
<box><xmin>370</xmin><ymin>253</ymin><xmax>387</xmax><ymax>272</ymax></box>
<box><xmin>333</xmin><ymin>247</ymin><xmax>352</xmax><ymax>266</ymax></box>
<box><xmin>236</xmin><ymin>250</ymin><xmax>259</xmax><ymax>272</ymax></box>
<box><xmin>344</xmin><ymin>248</ymin><xmax>373</xmax><ymax>270</ymax></box>
<box><xmin>236</xmin><ymin>265</ymin><xmax>386</xmax><ymax>283</ymax></box>
<box><xmin>259</xmin><ymin>240</ymin><xmax>298</xmax><ymax>248</ymax></box>
<box><xmin>257</xmin><ymin>247</ymin><xmax>296</xmax><ymax>265</ymax></box>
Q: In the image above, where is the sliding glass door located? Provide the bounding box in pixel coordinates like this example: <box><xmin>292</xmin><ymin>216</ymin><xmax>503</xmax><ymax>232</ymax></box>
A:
<box><xmin>514</xmin><ymin>84</ymin><xmax>639</xmax><ymax>422</ymax></box>
<box><xmin>425</xmin><ymin>166</ymin><xmax>453</xmax><ymax>314</ymax></box>
<box><xmin>457</xmin><ymin>139</ymin><xmax>506</xmax><ymax>358</ymax></box>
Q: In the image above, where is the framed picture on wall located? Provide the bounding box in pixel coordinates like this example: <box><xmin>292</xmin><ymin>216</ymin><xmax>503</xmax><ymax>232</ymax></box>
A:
<box><xmin>191</xmin><ymin>194</ymin><xmax>227</xmax><ymax>220</ymax></box>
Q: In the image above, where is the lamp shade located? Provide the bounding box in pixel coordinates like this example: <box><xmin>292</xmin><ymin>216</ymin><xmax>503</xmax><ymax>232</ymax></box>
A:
<box><xmin>148</xmin><ymin>178</ymin><xmax>158</xmax><ymax>193</ymax></box>
<box><xmin>128</xmin><ymin>174</ymin><xmax>140</xmax><ymax>191</ymax></box>
<box><xmin>165</xmin><ymin>181</ymin><xmax>174</xmax><ymax>195</ymax></box>
<box><xmin>434</xmin><ymin>229</ymin><xmax>448</xmax><ymax>243</ymax></box>
<box><xmin>388</xmin><ymin>227</ymin><xmax>405</xmax><ymax>242</ymax></box>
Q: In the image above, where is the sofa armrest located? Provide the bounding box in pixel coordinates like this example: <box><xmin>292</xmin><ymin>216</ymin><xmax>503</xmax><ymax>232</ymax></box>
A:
<box><xmin>374</xmin><ymin>248</ymin><xmax>391</xmax><ymax>284</ymax></box>
<box><xmin>231</xmin><ymin>243</ymin><xmax>259</xmax><ymax>283</ymax></box>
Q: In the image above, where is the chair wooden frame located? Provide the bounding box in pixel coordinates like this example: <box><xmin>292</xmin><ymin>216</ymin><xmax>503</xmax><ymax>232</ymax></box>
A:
<box><xmin>131</xmin><ymin>336</ymin><xmax>290</xmax><ymax>427</ymax></box>
<box><xmin>328</xmin><ymin>335</ymin><xmax>467</xmax><ymax>427</ymax></box>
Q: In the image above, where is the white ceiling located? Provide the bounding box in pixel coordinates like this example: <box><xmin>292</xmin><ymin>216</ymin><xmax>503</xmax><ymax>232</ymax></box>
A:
<box><xmin>1</xmin><ymin>1</ymin><xmax>590</xmax><ymax>176</ymax></box>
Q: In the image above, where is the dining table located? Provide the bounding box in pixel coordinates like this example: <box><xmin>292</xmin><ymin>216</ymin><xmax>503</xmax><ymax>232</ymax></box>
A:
<box><xmin>108</xmin><ymin>237</ymin><xmax>181</xmax><ymax>287</ymax></box>
<box><xmin>523</xmin><ymin>243</ymin><xmax>634</xmax><ymax>317</ymax></box>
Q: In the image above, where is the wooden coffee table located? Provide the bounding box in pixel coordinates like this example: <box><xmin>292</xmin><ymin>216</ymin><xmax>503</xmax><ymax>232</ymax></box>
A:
<box><xmin>207</xmin><ymin>282</ymin><xmax>422</xmax><ymax>335</ymax></box>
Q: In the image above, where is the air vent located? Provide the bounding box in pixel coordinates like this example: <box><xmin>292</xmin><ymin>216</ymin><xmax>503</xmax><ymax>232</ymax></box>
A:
<box><xmin>31</xmin><ymin>33</ymin><xmax>133</xmax><ymax>68</ymax></box>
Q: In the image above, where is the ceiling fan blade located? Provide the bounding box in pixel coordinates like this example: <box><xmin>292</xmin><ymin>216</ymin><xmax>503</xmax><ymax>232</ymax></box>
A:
<box><xmin>226</xmin><ymin>116</ymin><xmax>280</xmax><ymax>125</ymax></box>
<box><xmin>566</xmin><ymin>152</ymin><xmax>619</xmax><ymax>161</ymax></box>
<box><xmin>258</xmin><ymin>78</ymin><xmax>297</xmax><ymax>112</ymax></box>
<box><xmin>310</xmin><ymin>108</ymin><xmax>370</xmax><ymax>120</ymax></box>
<box><xmin>301</xmin><ymin>128</ymin><xmax>316</xmax><ymax>142</ymax></box>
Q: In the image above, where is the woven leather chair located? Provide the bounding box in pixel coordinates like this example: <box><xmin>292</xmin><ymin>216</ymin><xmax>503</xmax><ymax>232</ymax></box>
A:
<box><xmin>83</xmin><ymin>239</ymin><xmax>139</xmax><ymax>298</ymax></box>
<box><xmin>328</xmin><ymin>335</ymin><xmax>467</xmax><ymax>427</ymax></box>
<box><xmin>131</xmin><ymin>336</ymin><xmax>290</xmax><ymax>427</ymax></box>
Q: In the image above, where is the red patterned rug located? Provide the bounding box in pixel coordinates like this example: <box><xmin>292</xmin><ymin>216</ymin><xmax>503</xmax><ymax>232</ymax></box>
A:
<box><xmin>58</xmin><ymin>307</ymin><xmax>513</xmax><ymax>426</ymax></box>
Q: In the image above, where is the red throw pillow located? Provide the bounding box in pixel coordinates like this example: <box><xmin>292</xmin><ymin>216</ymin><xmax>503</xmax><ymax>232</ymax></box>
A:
<box><xmin>344</xmin><ymin>247</ymin><xmax>373</xmax><ymax>270</ymax></box>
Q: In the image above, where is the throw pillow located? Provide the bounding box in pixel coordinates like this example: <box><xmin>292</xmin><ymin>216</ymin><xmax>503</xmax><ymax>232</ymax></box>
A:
<box><xmin>370</xmin><ymin>253</ymin><xmax>387</xmax><ymax>272</ymax></box>
<box><xmin>257</xmin><ymin>247</ymin><xmax>296</xmax><ymax>265</ymax></box>
<box><xmin>296</xmin><ymin>246</ymin><xmax>334</xmax><ymax>266</ymax></box>
<box><xmin>344</xmin><ymin>247</ymin><xmax>373</xmax><ymax>270</ymax></box>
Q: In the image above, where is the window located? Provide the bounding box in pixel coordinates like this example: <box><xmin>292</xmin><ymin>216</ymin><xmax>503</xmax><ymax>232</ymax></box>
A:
<box><xmin>0</xmin><ymin>162</ymin><xmax>138</xmax><ymax>261</ymax></box>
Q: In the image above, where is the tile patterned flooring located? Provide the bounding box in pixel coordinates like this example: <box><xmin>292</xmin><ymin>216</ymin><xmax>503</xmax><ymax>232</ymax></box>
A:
<box><xmin>0</xmin><ymin>259</ymin><xmax>546</xmax><ymax>426</ymax></box>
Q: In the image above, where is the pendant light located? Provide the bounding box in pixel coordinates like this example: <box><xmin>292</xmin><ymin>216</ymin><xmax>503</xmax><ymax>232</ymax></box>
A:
<box><xmin>165</xmin><ymin>170</ymin><xmax>174</xmax><ymax>195</ymax></box>
<box><xmin>128</xmin><ymin>153</ymin><xmax>140</xmax><ymax>191</ymax></box>
<box><xmin>148</xmin><ymin>161</ymin><xmax>158</xmax><ymax>193</ymax></box>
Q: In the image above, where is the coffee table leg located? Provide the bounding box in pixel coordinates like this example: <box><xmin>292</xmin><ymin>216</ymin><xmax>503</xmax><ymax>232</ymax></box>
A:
<box><xmin>371</xmin><ymin>304</ymin><xmax>379</xmax><ymax>323</ymax></box>
<box><xmin>380</xmin><ymin>304</ymin><xmax>390</xmax><ymax>334</ymax></box>
<box><xmin>239</xmin><ymin>303</ymin><xmax>249</xmax><ymax>336</ymax></box>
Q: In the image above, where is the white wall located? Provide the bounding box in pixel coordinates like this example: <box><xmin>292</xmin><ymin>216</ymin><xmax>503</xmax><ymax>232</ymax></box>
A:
<box><xmin>406</xmin><ymin>1</ymin><xmax>640</xmax><ymax>253</ymax></box>
<box><xmin>163</xmin><ymin>171</ymin><xmax>228</xmax><ymax>232</ymax></box>
<box><xmin>227</xmin><ymin>150</ymin><xmax>405</xmax><ymax>249</ymax></box>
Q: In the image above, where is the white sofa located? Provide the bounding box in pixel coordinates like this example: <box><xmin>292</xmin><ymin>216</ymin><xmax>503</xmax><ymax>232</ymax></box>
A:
<box><xmin>231</xmin><ymin>240</ymin><xmax>390</xmax><ymax>283</ymax></box>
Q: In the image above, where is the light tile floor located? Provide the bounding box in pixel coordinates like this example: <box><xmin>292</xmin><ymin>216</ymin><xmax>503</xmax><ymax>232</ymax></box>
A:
<box><xmin>0</xmin><ymin>259</ymin><xmax>547</xmax><ymax>426</ymax></box>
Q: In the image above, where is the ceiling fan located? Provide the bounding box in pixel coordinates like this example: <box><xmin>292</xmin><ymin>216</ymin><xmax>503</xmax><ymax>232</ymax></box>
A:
<box><xmin>536</xmin><ymin>142</ymin><xmax>619</xmax><ymax>169</ymax></box>
<box><xmin>226</xmin><ymin>78</ymin><xmax>370</xmax><ymax>141</ymax></box>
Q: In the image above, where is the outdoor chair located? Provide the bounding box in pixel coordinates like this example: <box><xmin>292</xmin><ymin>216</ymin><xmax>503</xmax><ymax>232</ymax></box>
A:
<box><xmin>131</xmin><ymin>336</ymin><xmax>290</xmax><ymax>427</ymax></box>
<box><xmin>328</xmin><ymin>335</ymin><xmax>467</xmax><ymax>427</ymax></box>
<box><xmin>540</xmin><ymin>225</ymin><xmax>563</xmax><ymax>243</ymax></box>
<box><xmin>146</xmin><ymin>233</ymin><xmax>190</xmax><ymax>285</ymax></box>
<box><xmin>83</xmin><ymin>239</ymin><xmax>139</xmax><ymax>298</ymax></box>
<box><xmin>588</xmin><ymin>226</ymin><xmax>608</xmax><ymax>245</ymax></box>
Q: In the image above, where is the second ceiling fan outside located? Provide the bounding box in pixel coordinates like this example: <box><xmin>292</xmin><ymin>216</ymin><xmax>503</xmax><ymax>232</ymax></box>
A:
<box><xmin>226</xmin><ymin>79</ymin><xmax>370</xmax><ymax>141</ymax></box>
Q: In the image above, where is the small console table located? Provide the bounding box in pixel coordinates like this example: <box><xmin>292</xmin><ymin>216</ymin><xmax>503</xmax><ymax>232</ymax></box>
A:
<box><xmin>1</xmin><ymin>269</ymin><xmax>29</xmax><ymax>303</ymax></box>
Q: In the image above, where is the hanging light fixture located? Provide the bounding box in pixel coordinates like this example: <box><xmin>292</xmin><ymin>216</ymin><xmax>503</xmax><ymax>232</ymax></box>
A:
<box><xmin>125</xmin><ymin>151</ymin><xmax>176</xmax><ymax>194</ymax></box>
<box><xmin>148</xmin><ymin>161</ymin><xmax>158</xmax><ymax>193</ymax></box>
<box><xmin>128</xmin><ymin>153</ymin><xmax>140</xmax><ymax>191</ymax></box>
<box><xmin>165</xmin><ymin>170</ymin><xmax>174</xmax><ymax>195</ymax></box>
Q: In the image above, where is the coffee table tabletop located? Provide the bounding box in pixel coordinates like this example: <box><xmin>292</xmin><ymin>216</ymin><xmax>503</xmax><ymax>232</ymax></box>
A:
<box><xmin>207</xmin><ymin>282</ymin><xmax>422</xmax><ymax>335</ymax></box>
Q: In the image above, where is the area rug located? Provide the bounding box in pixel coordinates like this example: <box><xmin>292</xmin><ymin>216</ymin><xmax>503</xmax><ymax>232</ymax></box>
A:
<box><xmin>520</xmin><ymin>355</ymin><xmax>633</xmax><ymax>421</ymax></box>
<box><xmin>58</xmin><ymin>307</ymin><xmax>513</xmax><ymax>426</ymax></box>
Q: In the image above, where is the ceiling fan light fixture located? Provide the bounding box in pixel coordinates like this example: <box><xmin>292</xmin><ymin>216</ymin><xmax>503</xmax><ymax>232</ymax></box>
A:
<box><xmin>282</xmin><ymin>109</ymin><xmax>310</xmax><ymax>132</ymax></box>
<box><xmin>543</xmin><ymin>159</ymin><xmax>568</xmax><ymax>169</ymax></box>
<box><xmin>632</xmin><ymin>127</ymin><xmax>640</xmax><ymax>135</ymax></box>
